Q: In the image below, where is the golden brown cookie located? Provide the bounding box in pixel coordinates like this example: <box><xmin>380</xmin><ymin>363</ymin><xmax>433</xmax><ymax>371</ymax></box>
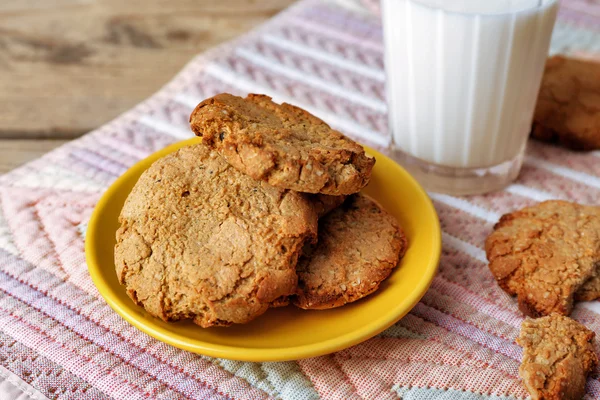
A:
<box><xmin>517</xmin><ymin>314</ymin><xmax>597</xmax><ymax>400</ymax></box>
<box><xmin>114</xmin><ymin>144</ymin><xmax>318</xmax><ymax>327</ymax></box>
<box><xmin>485</xmin><ymin>201</ymin><xmax>600</xmax><ymax>317</ymax></box>
<box><xmin>189</xmin><ymin>93</ymin><xmax>375</xmax><ymax>195</ymax></box>
<box><xmin>309</xmin><ymin>194</ymin><xmax>347</xmax><ymax>218</ymax></box>
<box><xmin>576</xmin><ymin>273</ymin><xmax>600</xmax><ymax>302</ymax></box>
<box><xmin>532</xmin><ymin>56</ymin><xmax>600</xmax><ymax>150</ymax></box>
<box><xmin>293</xmin><ymin>194</ymin><xmax>407</xmax><ymax>310</ymax></box>
<box><xmin>270</xmin><ymin>194</ymin><xmax>346</xmax><ymax>308</ymax></box>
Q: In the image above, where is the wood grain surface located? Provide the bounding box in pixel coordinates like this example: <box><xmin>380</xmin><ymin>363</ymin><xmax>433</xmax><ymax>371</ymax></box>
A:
<box><xmin>0</xmin><ymin>139</ymin><xmax>68</xmax><ymax>173</ymax></box>
<box><xmin>0</xmin><ymin>0</ymin><xmax>294</xmax><ymax>172</ymax></box>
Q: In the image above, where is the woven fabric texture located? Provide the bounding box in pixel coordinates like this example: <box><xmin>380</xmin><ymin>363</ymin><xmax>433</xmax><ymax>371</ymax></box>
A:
<box><xmin>1</xmin><ymin>0</ymin><xmax>599</xmax><ymax>399</ymax></box>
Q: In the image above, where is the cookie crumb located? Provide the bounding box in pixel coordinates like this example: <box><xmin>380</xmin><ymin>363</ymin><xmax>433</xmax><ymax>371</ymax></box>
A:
<box><xmin>517</xmin><ymin>314</ymin><xmax>597</xmax><ymax>400</ymax></box>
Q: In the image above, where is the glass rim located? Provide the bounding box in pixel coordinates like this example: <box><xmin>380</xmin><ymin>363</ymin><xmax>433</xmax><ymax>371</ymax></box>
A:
<box><xmin>404</xmin><ymin>0</ymin><xmax>559</xmax><ymax>17</ymax></box>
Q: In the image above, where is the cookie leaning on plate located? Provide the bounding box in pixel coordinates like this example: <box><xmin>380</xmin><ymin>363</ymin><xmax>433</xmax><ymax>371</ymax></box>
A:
<box><xmin>114</xmin><ymin>144</ymin><xmax>318</xmax><ymax>328</ymax></box>
<box><xmin>189</xmin><ymin>93</ymin><xmax>375</xmax><ymax>195</ymax></box>
<box><xmin>485</xmin><ymin>200</ymin><xmax>600</xmax><ymax>317</ymax></box>
<box><xmin>294</xmin><ymin>194</ymin><xmax>407</xmax><ymax>310</ymax></box>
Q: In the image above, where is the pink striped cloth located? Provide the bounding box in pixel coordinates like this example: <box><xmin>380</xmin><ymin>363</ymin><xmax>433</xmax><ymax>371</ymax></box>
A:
<box><xmin>1</xmin><ymin>0</ymin><xmax>599</xmax><ymax>399</ymax></box>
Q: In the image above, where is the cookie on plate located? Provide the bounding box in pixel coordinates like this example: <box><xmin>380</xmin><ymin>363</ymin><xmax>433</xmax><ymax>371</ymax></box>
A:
<box><xmin>532</xmin><ymin>56</ymin><xmax>600</xmax><ymax>150</ymax></box>
<box><xmin>517</xmin><ymin>314</ymin><xmax>597</xmax><ymax>400</ymax></box>
<box><xmin>485</xmin><ymin>201</ymin><xmax>600</xmax><ymax>317</ymax></box>
<box><xmin>309</xmin><ymin>194</ymin><xmax>347</xmax><ymax>218</ymax></box>
<box><xmin>115</xmin><ymin>144</ymin><xmax>318</xmax><ymax>327</ymax></box>
<box><xmin>575</xmin><ymin>273</ymin><xmax>600</xmax><ymax>302</ymax></box>
<box><xmin>189</xmin><ymin>93</ymin><xmax>375</xmax><ymax>195</ymax></box>
<box><xmin>294</xmin><ymin>194</ymin><xmax>407</xmax><ymax>310</ymax></box>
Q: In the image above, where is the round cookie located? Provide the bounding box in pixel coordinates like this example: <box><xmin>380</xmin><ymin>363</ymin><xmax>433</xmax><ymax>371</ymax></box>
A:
<box><xmin>531</xmin><ymin>56</ymin><xmax>600</xmax><ymax>150</ymax></box>
<box><xmin>115</xmin><ymin>144</ymin><xmax>318</xmax><ymax>327</ymax></box>
<box><xmin>293</xmin><ymin>194</ymin><xmax>407</xmax><ymax>310</ymax></box>
<box><xmin>485</xmin><ymin>200</ymin><xmax>600</xmax><ymax>317</ymax></box>
<box><xmin>189</xmin><ymin>93</ymin><xmax>375</xmax><ymax>195</ymax></box>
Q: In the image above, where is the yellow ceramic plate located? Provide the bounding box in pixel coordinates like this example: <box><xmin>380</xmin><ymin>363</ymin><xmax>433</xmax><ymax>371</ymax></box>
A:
<box><xmin>85</xmin><ymin>137</ymin><xmax>441</xmax><ymax>362</ymax></box>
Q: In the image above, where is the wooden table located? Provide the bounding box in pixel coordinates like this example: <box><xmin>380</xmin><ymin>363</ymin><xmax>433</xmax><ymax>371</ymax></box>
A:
<box><xmin>0</xmin><ymin>0</ymin><xmax>294</xmax><ymax>173</ymax></box>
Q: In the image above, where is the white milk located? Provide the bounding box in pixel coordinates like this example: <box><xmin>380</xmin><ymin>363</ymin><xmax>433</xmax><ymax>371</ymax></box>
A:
<box><xmin>382</xmin><ymin>0</ymin><xmax>558</xmax><ymax>169</ymax></box>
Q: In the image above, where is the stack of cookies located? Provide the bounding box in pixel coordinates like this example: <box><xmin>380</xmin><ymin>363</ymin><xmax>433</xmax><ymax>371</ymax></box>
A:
<box><xmin>114</xmin><ymin>93</ymin><xmax>407</xmax><ymax>328</ymax></box>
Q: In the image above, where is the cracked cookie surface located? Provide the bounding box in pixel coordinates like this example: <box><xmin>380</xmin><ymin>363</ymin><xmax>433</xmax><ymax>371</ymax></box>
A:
<box><xmin>189</xmin><ymin>93</ymin><xmax>375</xmax><ymax>195</ymax></box>
<box><xmin>114</xmin><ymin>144</ymin><xmax>318</xmax><ymax>327</ymax></box>
<box><xmin>294</xmin><ymin>194</ymin><xmax>407</xmax><ymax>310</ymax></box>
<box><xmin>485</xmin><ymin>201</ymin><xmax>600</xmax><ymax>317</ymax></box>
<box><xmin>517</xmin><ymin>314</ymin><xmax>597</xmax><ymax>400</ymax></box>
<box><xmin>532</xmin><ymin>55</ymin><xmax>600</xmax><ymax>150</ymax></box>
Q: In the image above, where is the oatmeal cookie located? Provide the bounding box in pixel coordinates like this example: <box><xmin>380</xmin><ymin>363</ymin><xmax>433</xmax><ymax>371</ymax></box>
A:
<box><xmin>189</xmin><ymin>93</ymin><xmax>375</xmax><ymax>195</ymax></box>
<box><xmin>532</xmin><ymin>56</ymin><xmax>600</xmax><ymax>150</ymax></box>
<box><xmin>294</xmin><ymin>194</ymin><xmax>407</xmax><ymax>310</ymax></box>
<box><xmin>114</xmin><ymin>144</ymin><xmax>318</xmax><ymax>327</ymax></box>
<box><xmin>485</xmin><ymin>201</ymin><xmax>600</xmax><ymax>317</ymax></box>
<box><xmin>517</xmin><ymin>314</ymin><xmax>597</xmax><ymax>400</ymax></box>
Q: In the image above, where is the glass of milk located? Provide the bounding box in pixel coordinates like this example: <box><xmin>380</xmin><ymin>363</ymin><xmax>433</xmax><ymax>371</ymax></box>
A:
<box><xmin>382</xmin><ymin>0</ymin><xmax>558</xmax><ymax>195</ymax></box>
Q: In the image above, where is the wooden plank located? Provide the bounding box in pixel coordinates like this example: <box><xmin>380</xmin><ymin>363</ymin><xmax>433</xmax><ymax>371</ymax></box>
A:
<box><xmin>0</xmin><ymin>0</ymin><xmax>295</xmax><ymax>139</ymax></box>
<box><xmin>0</xmin><ymin>139</ymin><xmax>69</xmax><ymax>173</ymax></box>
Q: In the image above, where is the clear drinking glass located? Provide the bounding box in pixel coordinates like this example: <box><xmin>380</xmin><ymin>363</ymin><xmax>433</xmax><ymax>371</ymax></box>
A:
<box><xmin>381</xmin><ymin>0</ymin><xmax>559</xmax><ymax>195</ymax></box>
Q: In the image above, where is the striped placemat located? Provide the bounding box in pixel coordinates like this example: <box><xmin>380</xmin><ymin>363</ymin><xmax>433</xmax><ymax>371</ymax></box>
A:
<box><xmin>0</xmin><ymin>0</ymin><xmax>599</xmax><ymax>398</ymax></box>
